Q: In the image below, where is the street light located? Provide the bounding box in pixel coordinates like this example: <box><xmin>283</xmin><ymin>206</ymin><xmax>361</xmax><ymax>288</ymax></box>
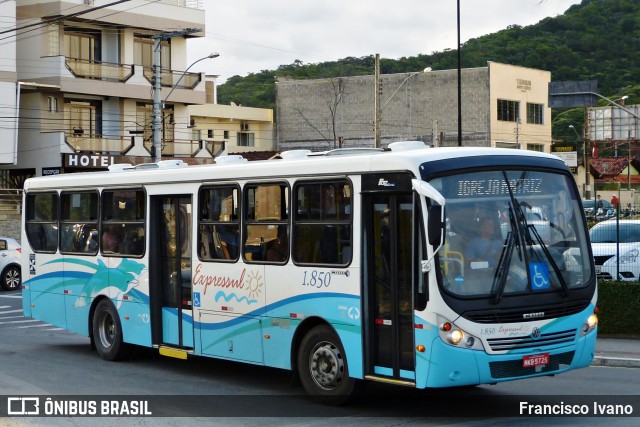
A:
<box><xmin>152</xmin><ymin>52</ymin><xmax>220</xmax><ymax>162</ymax></box>
<box><xmin>381</xmin><ymin>68</ymin><xmax>431</xmax><ymax>110</ymax></box>
<box><xmin>569</xmin><ymin>124</ymin><xmax>590</xmax><ymax>199</ymax></box>
<box><xmin>374</xmin><ymin>67</ymin><xmax>431</xmax><ymax>148</ymax></box>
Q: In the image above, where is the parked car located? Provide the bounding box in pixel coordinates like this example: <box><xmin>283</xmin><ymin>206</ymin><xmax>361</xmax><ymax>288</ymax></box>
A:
<box><xmin>589</xmin><ymin>219</ymin><xmax>640</xmax><ymax>281</ymax></box>
<box><xmin>582</xmin><ymin>198</ymin><xmax>614</xmax><ymax>219</ymax></box>
<box><xmin>0</xmin><ymin>237</ymin><xmax>21</xmax><ymax>291</ymax></box>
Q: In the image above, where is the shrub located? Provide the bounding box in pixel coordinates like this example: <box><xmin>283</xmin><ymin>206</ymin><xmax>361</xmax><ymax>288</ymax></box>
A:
<box><xmin>596</xmin><ymin>280</ymin><xmax>640</xmax><ymax>337</ymax></box>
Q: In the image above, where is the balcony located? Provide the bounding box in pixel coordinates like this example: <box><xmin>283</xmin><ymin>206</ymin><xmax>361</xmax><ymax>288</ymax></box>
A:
<box><xmin>64</xmin><ymin>133</ymin><xmax>221</xmax><ymax>159</ymax></box>
<box><xmin>143</xmin><ymin>67</ymin><xmax>202</xmax><ymax>89</ymax></box>
<box><xmin>144</xmin><ymin>139</ymin><xmax>223</xmax><ymax>158</ymax></box>
<box><xmin>65</xmin><ymin>133</ymin><xmax>133</xmax><ymax>155</ymax></box>
<box><xmin>65</xmin><ymin>58</ymin><xmax>134</xmax><ymax>82</ymax></box>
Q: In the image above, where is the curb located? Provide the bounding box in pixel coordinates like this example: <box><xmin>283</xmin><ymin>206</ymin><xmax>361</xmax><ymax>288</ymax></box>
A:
<box><xmin>592</xmin><ymin>356</ymin><xmax>640</xmax><ymax>368</ymax></box>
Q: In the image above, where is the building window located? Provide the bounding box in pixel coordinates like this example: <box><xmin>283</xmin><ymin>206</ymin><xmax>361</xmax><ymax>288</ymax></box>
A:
<box><xmin>497</xmin><ymin>99</ymin><xmax>520</xmax><ymax>122</ymax></box>
<box><xmin>224</xmin><ymin>130</ymin><xmax>229</xmax><ymax>139</ymax></box>
<box><xmin>64</xmin><ymin>27</ymin><xmax>100</xmax><ymax>61</ymax></box>
<box><xmin>47</xmin><ymin>24</ymin><xmax>60</xmax><ymax>56</ymax></box>
<box><xmin>65</xmin><ymin>100</ymin><xmax>100</xmax><ymax>136</ymax></box>
<box><xmin>527</xmin><ymin>144</ymin><xmax>545</xmax><ymax>152</ymax></box>
<box><xmin>207</xmin><ymin>129</ymin><xmax>214</xmax><ymax>139</ymax></box>
<box><xmin>526</xmin><ymin>103</ymin><xmax>544</xmax><ymax>124</ymax></box>
<box><xmin>134</xmin><ymin>36</ymin><xmax>170</xmax><ymax>69</ymax></box>
<box><xmin>237</xmin><ymin>132</ymin><xmax>255</xmax><ymax>147</ymax></box>
<box><xmin>48</xmin><ymin>97</ymin><xmax>58</xmax><ymax>113</ymax></box>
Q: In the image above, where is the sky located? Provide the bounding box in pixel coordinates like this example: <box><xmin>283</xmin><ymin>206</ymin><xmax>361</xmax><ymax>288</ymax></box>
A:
<box><xmin>187</xmin><ymin>0</ymin><xmax>583</xmax><ymax>84</ymax></box>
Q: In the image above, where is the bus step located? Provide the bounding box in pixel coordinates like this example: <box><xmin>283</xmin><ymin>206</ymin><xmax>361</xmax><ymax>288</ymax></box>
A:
<box><xmin>364</xmin><ymin>375</ymin><xmax>416</xmax><ymax>387</ymax></box>
<box><xmin>158</xmin><ymin>346</ymin><xmax>192</xmax><ymax>360</ymax></box>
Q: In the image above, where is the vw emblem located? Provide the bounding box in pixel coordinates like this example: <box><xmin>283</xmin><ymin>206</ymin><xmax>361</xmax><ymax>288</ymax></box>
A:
<box><xmin>531</xmin><ymin>327</ymin><xmax>541</xmax><ymax>339</ymax></box>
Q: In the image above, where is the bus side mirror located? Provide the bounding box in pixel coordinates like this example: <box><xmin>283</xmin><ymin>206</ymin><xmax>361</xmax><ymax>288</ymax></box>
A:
<box><xmin>428</xmin><ymin>205</ymin><xmax>444</xmax><ymax>246</ymax></box>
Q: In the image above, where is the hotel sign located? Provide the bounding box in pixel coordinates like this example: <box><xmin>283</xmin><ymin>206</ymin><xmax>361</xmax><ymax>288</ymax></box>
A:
<box><xmin>64</xmin><ymin>154</ymin><xmax>115</xmax><ymax>169</ymax></box>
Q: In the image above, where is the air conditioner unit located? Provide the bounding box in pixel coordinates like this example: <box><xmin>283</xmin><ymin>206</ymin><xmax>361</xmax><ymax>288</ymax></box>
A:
<box><xmin>241</xmin><ymin>123</ymin><xmax>249</xmax><ymax>131</ymax></box>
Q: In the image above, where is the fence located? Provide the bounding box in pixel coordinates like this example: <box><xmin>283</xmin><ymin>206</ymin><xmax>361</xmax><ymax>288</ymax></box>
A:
<box><xmin>589</xmin><ymin>207</ymin><xmax>640</xmax><ymax>282</ymax></box>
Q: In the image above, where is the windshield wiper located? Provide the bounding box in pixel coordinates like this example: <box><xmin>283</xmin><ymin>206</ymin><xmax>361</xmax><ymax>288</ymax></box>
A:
<box><xmin>492</xmin><ymin>172</ymin><xmax>569</xmax><ymax>302</ymax></box>
<box><xmin>491</xmin><ymin>227</ymin><xmax>515</xmax><ymax>304</ymax></box>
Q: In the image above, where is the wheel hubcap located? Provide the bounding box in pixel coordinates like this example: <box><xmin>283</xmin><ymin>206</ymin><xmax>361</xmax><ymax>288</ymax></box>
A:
<box><xmin>5</xmin><ymin>269</ymin><xmax>19</xmax><ymax>289</ymax></box>
<box><xmin>309</xmin><ymin>341</ymin><xmax>344</xmax><ymax>390</ymax></box>
<box><xmin>98</xmin><ymin>312</ymin><xmax>115</xmax><ymax>349</ymax></box>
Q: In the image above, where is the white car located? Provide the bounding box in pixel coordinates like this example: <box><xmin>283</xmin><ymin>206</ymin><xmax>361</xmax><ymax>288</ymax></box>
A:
<box><xmin>589</xmin><ymin>219</ymin><xmax>640</xmax><ymax>281</ymax></box>
<box><xmin>0</xmin><ymin>237</ymin><xmax>21</xmax><ymax>291</ymax></box>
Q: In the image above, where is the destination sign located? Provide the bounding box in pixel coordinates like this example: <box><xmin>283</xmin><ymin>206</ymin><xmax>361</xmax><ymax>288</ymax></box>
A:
<box><xmin>457</xmin><ymin>178</ymin><xmax>543</xmax><ymax>197</ymax></box>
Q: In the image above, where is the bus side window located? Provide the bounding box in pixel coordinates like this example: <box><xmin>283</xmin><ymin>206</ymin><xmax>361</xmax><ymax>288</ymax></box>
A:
<box><xmin>198</xmin><ymin>186</ymin><xmax>240</xmax><ymax>262</ymax></box>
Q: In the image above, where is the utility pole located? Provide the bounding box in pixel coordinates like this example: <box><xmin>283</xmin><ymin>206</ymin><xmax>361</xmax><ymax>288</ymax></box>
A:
<box><xmin>457</xmin><ymin>0</ymin><xmax>462</xmax><ymax>147</ymax></box>
<box><xmin>151</xmin><ymin>28</ymin><xmax>200</xmax><ymax>162</ymax></box>
<box><xmin>374</xmin><ymin>53</ymin><xmax>382</xmax><ymax>148</ymax></box>
<box><xmin>629</xmin><ymin>129</ymin><xmax>632</xmax><ymax>190</ymax></box>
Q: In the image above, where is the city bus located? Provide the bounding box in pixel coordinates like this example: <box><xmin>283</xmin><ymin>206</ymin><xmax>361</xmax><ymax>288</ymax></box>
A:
<box><xmin>21</xmin><ymin>141</ymin><xmax>597</xmax><ymax>404</ymax></box>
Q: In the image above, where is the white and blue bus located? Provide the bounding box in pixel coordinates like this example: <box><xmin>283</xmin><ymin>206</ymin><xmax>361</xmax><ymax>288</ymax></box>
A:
<box><xmin>21</xmin><ymin>141</ymin><xmax>597</xmax><ymax>403</ymax></box>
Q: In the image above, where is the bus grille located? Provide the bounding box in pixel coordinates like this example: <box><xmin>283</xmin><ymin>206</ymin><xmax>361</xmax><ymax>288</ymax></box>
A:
<box><xmin>463</xmin><ymin>301</ymin><xmax>589</xmax><ymax>324</ymax></box>
<box><xmin>489</xmin><ymin>351</ymin><xmax>575</xmax><ymax>379</ymax></box>
<box><xmin>486</xmin><ymin>329</ymin><xmax>577</xmax><ymax>351</ymax></box>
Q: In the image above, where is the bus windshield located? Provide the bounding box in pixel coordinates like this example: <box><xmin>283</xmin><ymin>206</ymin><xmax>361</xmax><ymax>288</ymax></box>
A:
<box><xmin>429</xmin><ymin>169</ymin><xmax>592</xmax><ymax>298</ymax></box>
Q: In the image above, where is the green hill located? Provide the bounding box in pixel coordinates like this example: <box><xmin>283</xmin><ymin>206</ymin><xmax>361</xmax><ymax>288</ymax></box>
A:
<box><xmin>217</xmin><ymin>0</ymin><xmax>640</xmax><ymax>144</ymax></box>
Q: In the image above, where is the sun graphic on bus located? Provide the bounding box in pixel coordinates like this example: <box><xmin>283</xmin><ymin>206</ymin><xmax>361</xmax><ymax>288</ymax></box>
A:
<box><xmin>246</xmin><ymin>270</ymin><xmax>263</xmax><ymax>300</ymax></box>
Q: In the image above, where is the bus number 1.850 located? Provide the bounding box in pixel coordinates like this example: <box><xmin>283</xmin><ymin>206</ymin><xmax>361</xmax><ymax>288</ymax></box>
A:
<box><xmin>301</xmin><ymin>270</ymin><xmax>332</xmax><ymax>288</ymax></box>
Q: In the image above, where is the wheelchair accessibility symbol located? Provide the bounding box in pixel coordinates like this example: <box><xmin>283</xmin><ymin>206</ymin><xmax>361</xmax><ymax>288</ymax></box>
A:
<box><xmin>193</xmin><ymin>292</ymin><xmax>201</xmax><ymax>308</ymax></box>
<box><xmin>528</xmin><ymin>262</ymin><xmax>550</xmax><ymax>290</ymax></box>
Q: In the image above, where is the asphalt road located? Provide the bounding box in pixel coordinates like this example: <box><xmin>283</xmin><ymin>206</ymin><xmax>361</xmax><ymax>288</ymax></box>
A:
<box><xmin>1</xmin><ymin>290</ymin><xmax>638</xmax><ymax>426</ymax></box>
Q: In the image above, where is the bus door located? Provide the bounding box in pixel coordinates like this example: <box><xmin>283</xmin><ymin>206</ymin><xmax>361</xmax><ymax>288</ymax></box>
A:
<box><xmin>363</xmin><ymin>174</ymin><xmax>416</xmax><ymax>382</ymax></box>
<box><xmin>150</xmin><ymin>195</ymin><xmax>194</xmax><ymax>349</ymax></box>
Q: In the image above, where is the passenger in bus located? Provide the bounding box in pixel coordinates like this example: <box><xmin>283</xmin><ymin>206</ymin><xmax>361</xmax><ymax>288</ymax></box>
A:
<box><xmin>464</xmin><ymin>217</ymin><xmax>504</xmax><ymax>269</ymax></box>
<box><xmin>102</xmin><ymin>224</ymin><xmax>120</xmax><ymax>252</ymax></box>
<box><xmin>266</xmin><ymin>225</ymin><xmax>288</xmax><ymax>262</ymax></box>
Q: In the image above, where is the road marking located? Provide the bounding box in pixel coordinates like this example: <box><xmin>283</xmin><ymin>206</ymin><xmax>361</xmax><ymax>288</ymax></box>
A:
<box><xmin>0</xmin><ymin>295</ymin><xmax>22</xmax><ymax>299</ymax></box>
<box><xmin>0</xmin><ymin>309</ymin><xmax>24</xmax><ymax>314</ymax></box>
<box><xmin>0</xmin><ymin>319</ymin><xmax>39</xmax><ymax>325</ymax></box>
<box><xmin>0</xmin><ymin>315</ymin><xmax>23</xmax><ymax>320</ymax></box>
<box><xmin>0</xmin><ymin>305</ymin><xmax>10</xmax><ymax>309</ymax></box>
<box><xmin>16</xmin><ymin>324</ymin><xmax>57</xmax><ymax>329</ymax></box>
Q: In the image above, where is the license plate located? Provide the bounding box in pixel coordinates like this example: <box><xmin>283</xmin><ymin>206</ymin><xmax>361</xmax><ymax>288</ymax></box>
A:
<box><xmin>522</xmin><ymin>353</ymin><xmax>550</xmax><ymax>368</ymax></box>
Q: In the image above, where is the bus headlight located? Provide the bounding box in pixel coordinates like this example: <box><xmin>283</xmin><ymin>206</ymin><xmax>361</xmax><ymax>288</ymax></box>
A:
<box><xmin>438</xmin><ymin>316</ymin><xmax>484</xmax><ymax>350</ymax></box>
<box><xmin>447</xmin><ymin>329</ymin><xmax>464</xmax><ymax>345</ymax></box>
<box><xmin>582</xmin><ymin>312</ymin><xmax>598</xmax><ymax>335</ymax></box>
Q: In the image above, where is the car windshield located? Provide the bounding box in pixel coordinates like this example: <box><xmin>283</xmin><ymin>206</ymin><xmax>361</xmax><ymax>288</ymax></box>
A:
<box><xmin>590</xmin><ymin>222</ymin><xmax>640</xmax><ymax>243</ymax></box>
<box><xmin>429</xmin><ymin>169</ymin><xmax>591</xmax><ymax>299</ymax></box>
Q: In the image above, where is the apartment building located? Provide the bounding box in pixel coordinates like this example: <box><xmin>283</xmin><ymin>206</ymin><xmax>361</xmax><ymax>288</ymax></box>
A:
<box><xmin>0</xmin><ymin>0</ymin><xmax>272</xmax><ymax>188</ymax></box>
<box><xmin>276</xmin><ymin>62</ymin><xmax>552</xmax><ymax>153</ymax></box>
<box><xmin>0</xmin><ymin>2</ymin><xmax>18</xmax><ymax>173</ymax></box>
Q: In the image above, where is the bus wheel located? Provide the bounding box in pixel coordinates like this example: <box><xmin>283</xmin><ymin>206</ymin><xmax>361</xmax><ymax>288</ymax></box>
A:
<box><xmin>92</xmin><ymin>299</ymin><xmax>131</xmax><ymax>361</ymax></box>
<box><xmin>298</xmin><ymin>325</ymin><xmax>355</xmax><ymax>405</ymax></box>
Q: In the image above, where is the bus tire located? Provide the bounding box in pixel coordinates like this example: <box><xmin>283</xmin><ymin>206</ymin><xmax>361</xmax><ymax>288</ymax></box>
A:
<box><xmin>297</xmin><ymin>324</ymin><xmax>355</xmax><ymax>405</ymax></box>
<box><xmin>92</xmin><ymin>299</ymin><xmax>131</xmax><ymax>361</ymax></box>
